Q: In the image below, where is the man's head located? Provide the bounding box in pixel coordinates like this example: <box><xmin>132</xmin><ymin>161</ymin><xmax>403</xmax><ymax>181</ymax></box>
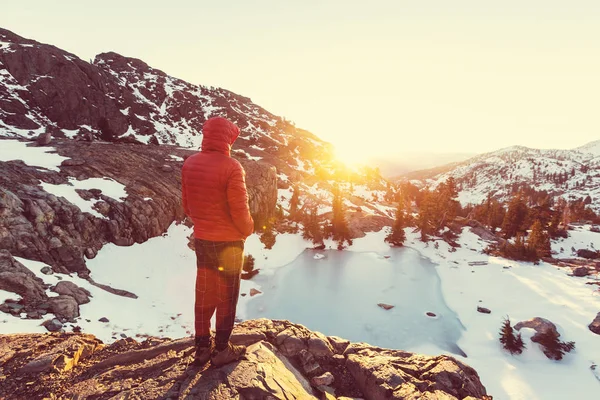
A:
<box><xmin>201</xmin><ymin>117</ymin><xmax>240</xmax><ymax>155</ymax></box>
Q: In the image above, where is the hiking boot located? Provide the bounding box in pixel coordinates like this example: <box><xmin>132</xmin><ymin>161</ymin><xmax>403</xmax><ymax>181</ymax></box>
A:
<box><xmin>211</xmin><ymin>342</ymin><xmax>247</xmax><ymax>367</ymax></box>
<box><xmin>192</xmin><ymin>337</ymin><xmax>214</xmax><ymax>367</ymax></box>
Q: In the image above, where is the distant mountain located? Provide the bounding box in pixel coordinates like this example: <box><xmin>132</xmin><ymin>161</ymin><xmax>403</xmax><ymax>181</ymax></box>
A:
<box><xmin>408</xmin><ymin>140</ymin><xmax>600</xmax><ymax>211</ymax></box>
<box><xmin>370</xmin><ymin>152</ymin><xmax>476</xmax><ymax>177</ymax></box>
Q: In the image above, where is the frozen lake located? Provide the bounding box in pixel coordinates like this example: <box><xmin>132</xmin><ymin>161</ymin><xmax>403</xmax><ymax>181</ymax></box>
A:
<box><xmin>245</xmin><ymin>247</ymin><xmax>466</xmax><ymax>356</ymax></box>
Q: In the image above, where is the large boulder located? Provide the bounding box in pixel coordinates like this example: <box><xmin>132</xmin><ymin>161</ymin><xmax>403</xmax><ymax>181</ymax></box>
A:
<box><xmin>344</xmin><ymin>344</ymin><xmax>488</xmax><ymax>400</ymax></box>
<box><xmin>589</xmin><ymin>313</ymin><xmax>600</xmax><ymax>335</ymax></box>
<box><xmin>0</xmin><ymin>250</ymin><xmax>48</xmax><ymax>303</ymax></box>
<box><xmin>51</xmin><ymin>281</ymin><xmax>91</xmax><ymax>305</ymax></box>
<box><xmin>49</xmin><ymin>295</ymin><xmax>80</xmax><ymax>321</ymax></box>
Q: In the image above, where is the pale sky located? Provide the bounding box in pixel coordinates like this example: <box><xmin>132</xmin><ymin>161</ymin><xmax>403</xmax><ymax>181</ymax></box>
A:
<box><xmin>2</xmin><ymin>1</ymin><xmax>599</xmax><ymax>160</ymax></box>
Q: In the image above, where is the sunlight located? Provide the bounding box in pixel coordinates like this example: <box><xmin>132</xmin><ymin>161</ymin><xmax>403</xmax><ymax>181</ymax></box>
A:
<box><xmin>334</xmin><ymin>142</ymin><xmax>372</xmax><ymax>168</ymax></box>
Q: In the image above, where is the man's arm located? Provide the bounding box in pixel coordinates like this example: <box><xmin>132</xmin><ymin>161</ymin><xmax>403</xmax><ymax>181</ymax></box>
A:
<box><xmin>226</xmin><ymin>162</ymin><xmax>254</xmax><ymax>238</ymax></box>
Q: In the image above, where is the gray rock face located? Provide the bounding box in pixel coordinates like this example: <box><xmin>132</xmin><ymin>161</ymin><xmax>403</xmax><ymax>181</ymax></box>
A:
<box><xmin>589</xmin><ymin>312</ymin><xmax>600</xmax><ymax>335</ymax></box>
<box><xmin>0</xmin><ymin>140</ymin><xmax>277</xmax><ymax>275</ymax></box>
<box><xmin>0</xmin><ymin>250</ymin><xmax>48</xmax><ymax>303</ymax></box>
<box><xmin>0</xmin><ymin>320</ymin><xmax>490</xmax><ymax>400</ymax></box>
<box><xmin>42</xmin><ymin>318</ymin><xmax>63</xmax><ymax>332</ymax></box>
<box><xmin>52</xmin><ymin>281</ymin><xmax>91</xmax><ymax>305</ymax></box>
<box><xmin>49</xmin><ymin>295</ymin><xmax>80</xmax><ymax>321</ymax></box>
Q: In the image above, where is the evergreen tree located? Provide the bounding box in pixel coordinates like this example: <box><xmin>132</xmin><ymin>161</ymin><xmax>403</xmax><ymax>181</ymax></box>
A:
<box><xmin>417</xmin><ymin>191</ymin><xmax>433</xmax><ymax>242</ymax></box>
<box><xmin>499</xmin><ymin>317</ymin><xmax>525</xmax><ymax>354</ymax></box>
<box><xmin>331</xmin><ymin>185</ymin><xmax>352</xmax><ymax>249</ymax></box>
<box><xmin>259</xmin><ymin>219</ymin><xmax>277</xmax><ymax>250</ymax></box>
<box><xmin>242</xmin><ymin>254</ymin><xmax>255</xmax><ymax>272</ymax></box>
<box><xmin>527</xmin><ymin>220</ymin><xmax>551</xmax><ymax>258</ymax></box>
<box><xmin>302</xmin><ymin>206</ymin><xmax>324</xmax><ymax>246</ymax></box>
<box><xmin>535</xmin><ymin>330</ymin><xmax>576</xmax><ymax>360</ymax></box>
<box><xmin>433</xmin><ymin>177</ymin><xmax>461</xmax><ymax>230</ymax></box>
<box><xmin>501</xmin><ymin>195</ymin><xmax>529</xmax><ymax>238</ymax></box>
<box><xmin>385</xmin><ymin>200</ymin><xmax>406</xmax><ymax>246</ymax></box>
<box><xmin>489</xmin><ymin>200</ymin><xmax>506</xmax><ymax>233</ymax></box>
<box><xmin>289</xmin><ymin>185</ymin><xmax>300</xmax><ymax>219</ymax></box>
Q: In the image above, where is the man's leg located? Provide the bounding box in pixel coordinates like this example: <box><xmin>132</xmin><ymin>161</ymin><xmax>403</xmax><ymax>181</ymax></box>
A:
<box><xmin>194</xmin><ymin>266</ymin><xmax>218</xmax><ymax>348</ymax></box>
<box><xmin>214</xmin><ymin>269</ymin><xmax>242</xmax><ymax>349</ymax></box>
<box><xmin>211</xmin><ymin>242</ymin><xmax>246</xmax><ymax>366</ymax></box>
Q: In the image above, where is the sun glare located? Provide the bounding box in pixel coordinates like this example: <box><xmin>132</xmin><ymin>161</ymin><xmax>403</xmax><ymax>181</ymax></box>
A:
<box><xmin>334</xmin><ymin>143</ymin><xmax>371</xmax><ymax>168</ymax></box>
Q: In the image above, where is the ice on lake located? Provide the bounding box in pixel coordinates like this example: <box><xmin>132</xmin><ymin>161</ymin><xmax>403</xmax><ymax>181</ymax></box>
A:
<box><xmin>245</xmin><ymin>247</ymin><xmax>465</xmax><ymax>356</ymax></box>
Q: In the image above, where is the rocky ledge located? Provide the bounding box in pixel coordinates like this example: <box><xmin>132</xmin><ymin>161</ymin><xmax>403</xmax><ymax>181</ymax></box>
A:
<box><xmin>0</xmin><ymin>319</ymin><xmax>490</xmax><ymax>400</ymax></box>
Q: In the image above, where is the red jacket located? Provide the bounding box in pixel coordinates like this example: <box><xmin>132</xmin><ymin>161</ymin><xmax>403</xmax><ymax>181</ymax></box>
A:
<box><xmin>182</xmin><ymin>117</ymin><xmax>254</xmax><ymax>241</ymax></box>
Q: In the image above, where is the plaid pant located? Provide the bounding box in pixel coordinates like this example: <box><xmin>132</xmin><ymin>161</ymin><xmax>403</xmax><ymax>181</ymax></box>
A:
<box><xmin>194</xmin><ymin>238</ymin><xmax>244</xmax><ymax>349</ymax></box>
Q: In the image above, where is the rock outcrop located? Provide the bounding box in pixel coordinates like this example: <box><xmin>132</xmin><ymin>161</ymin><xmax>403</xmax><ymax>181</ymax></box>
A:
<box><xmin>0</xmin><ymin>319</ymin><xmax>490</xmax><ymax>400</ymax></box>
<box><xmin>0</xmin><ymin>140</ymin><xmax>277</xmax><ymax>274</ymax></box>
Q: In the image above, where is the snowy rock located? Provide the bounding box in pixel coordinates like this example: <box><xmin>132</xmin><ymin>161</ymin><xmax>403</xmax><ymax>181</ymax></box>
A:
<box><xmin>426</xmin><ymin>312</ymin><xmax>437</xmax><ymax>317</ymax></box>
<box><xmin>40</xmin><ymin>266</ymin><xmax>53</xmax><ymax>275</ymax></box>
<box><xmin>477</xmin><ymin>306</ymin><xmax>492</xmax><ymax>314</ymax></box>
<box><xmin>36</xmin><ymin>130</ymin><xmax>52</xmax><ymax>146</ymax></box>
<box><xmin>514</xmin><ymin>317</ymin><xmax>559</xmax><ymax>342</ymax></box>
<box><xmin>98</xmin><ymin>317</ymin><xmax>109</xmax><ymax>323</ymax></box>
<box><xmin>589</xmin><ymin>313</ymin><xmax>600</xmax><ymax>335</ymax></box>
<box><xmin>160</xmin><ymin>164</ymin><xmax>173</xmax><ymax>172</ymax></box>
<box><xmin>49</xmin><ymin>295</ymin><xmax>80</xmax><ymax>321</ymax></box>
<box><xmin>314</xmin><ymin>253</ymin><xmax>325</xmax><ymax>260</ymax></box>
<box><xmin>377</xmin><ymin>303</ymin><xmax>395</xmax><ymax>311</ymax></box>
<box><xmin>249</xmin><ymin>288</ymin><xmax>262</xmax><ymax>297</ymax></box>
<box><xmin>572</xmin><ymin>266</ymin><xmax>589</xmax><ymax>277</ymax></box>
<box><xmin>577</xmin><ymin>249</ymin><xmax>599</xmax><ymax>259</ymax></box>
<box><xmin>0</xmin><ymin>250</ymin><xmax>48</xmax><ymax>303</ymax></box>
<box><xmin>42</xmin><ymin>318</ymin><xmax>63</xmax><ymax>332</ymax></box>
<box><xmin>312</xmin><ymin>372</ymin><xmax>335</xmax><ymax>387</ymax></box>
<box><xmin>52</xmin><ymin>281</ymin><xmax>91</xmax><ymax>305</ymax></box>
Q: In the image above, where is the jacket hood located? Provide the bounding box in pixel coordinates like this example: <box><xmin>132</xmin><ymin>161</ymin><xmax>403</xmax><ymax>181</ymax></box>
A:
<box><xmin>201</xmin><ymin>117</ymin><xmax>240</xmax><ymax>155</ymax></box>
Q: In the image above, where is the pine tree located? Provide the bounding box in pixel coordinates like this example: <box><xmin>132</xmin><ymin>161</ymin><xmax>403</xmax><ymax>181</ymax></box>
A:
<box><xmin>499</xmin><ymin>317</ymin><xmax>525</xmax><ymax>354</ymax></box>
<box><xmin>417</xmin><ymin>191</ymin><xmax>433</xmax><ymax>242</ymax></box>
<box><xmin>259</xmin><ymin>219</ymin><xmax>277</xmax><ymax>250</ymax></box>
<box><xmin>331</xmin><ymin>185</ymin><xmax>352</xmax><ymax>249</ymax></box>
<box><xmin>501</xmin><ymin>195</ymin><xmax>529</xmax><ymax>238</ymax></box>
<box><xmin>535</xmin><ymin>330</ymin><xmax>576</xmax><ymax>360</ymax></box>
<box><xmin>302</xmin><ymin>206</ymin><xmax>324</xmax><ymax>246</ymax></box>
<box><xmin>527</xmin><ymin>220</ymin><xmax>551</xmax><ymax>258</ymax></box>
<box><xmin>385</xmin><ymin>200</ymin><xmax>406</xmax><ymax>246</ymax></box>
<box><xmin>289</xmin><ymin>185</ymin><xmax>300</xmax><ymax>220</ymax></box>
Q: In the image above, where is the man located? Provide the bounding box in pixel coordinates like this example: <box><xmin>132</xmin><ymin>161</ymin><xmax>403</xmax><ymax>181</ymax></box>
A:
<box><xmin>181</xmin><ymin>117</ymin><xmax>254</xmax><ymax>366</ymax></box>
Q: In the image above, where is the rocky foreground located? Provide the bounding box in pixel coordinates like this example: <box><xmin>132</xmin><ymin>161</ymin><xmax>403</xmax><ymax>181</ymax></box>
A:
<box><xmin>0</xmin><ymin>319</ymin><xmax>491</xmax><ymax>400</ymax></box>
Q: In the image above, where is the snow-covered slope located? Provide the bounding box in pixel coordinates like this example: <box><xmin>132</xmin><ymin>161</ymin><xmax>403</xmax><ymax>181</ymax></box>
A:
<box><xmin>576</xmin><ymin>139</ymin><xmax>600</xmax><ymax>157</ymax></box>
<box><xmin>424</xmin><ymin>141</ymin><xmax>600</xmax><ymax>211</ymax></box>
